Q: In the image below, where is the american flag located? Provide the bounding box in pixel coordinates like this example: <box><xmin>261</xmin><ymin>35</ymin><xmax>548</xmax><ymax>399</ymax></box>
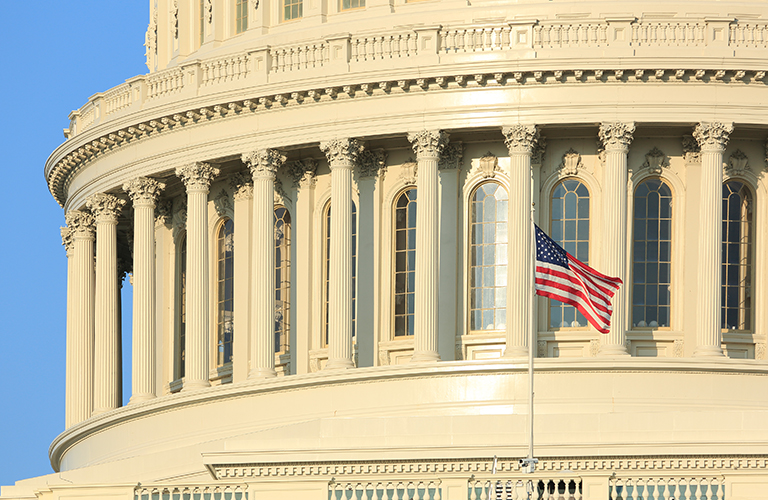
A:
<box><xmin>534</xmin><ymin>224</ymin><xmax>622</xmax><ymax>334</ymax></box>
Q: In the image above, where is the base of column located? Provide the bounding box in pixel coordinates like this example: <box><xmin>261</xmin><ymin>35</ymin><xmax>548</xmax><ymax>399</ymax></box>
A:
<box><xmin>181</xmin><ymin>379</ymin><xmax>212</xmax><ymax>392</ymax></box>
<box><xmin>597</xmin><ymin>345</ymin><xmax>631</xmax><ymax>357</ymax></box>
<box><xmin>129</xmin><ymin>393</ymin><xmax>157</xmax><ymax>404</ymax></box>
<box><xmin>502</xmin><ymin>347</ymin><xmax>528</xmax><ymax>359</ymax></box>
<box><xmin>410</xmin><ymin>351</ymin><xmax>440</xmax><ymax>363</ymax></box>
<box><xmin>693</xmin><ymin>345</ymin><xmax>726</xmax><ymax>358</ymax></box>
<box><xmin>325</xmin><ymin>358</ymin><xmax>355</xmax><ymax>370</ymax></box>
<box><xmin>248</xmin><ymin>367</ymin><xmax>277</xmax><ymax>379</ymax></box>
<box><xmin>91</xmin><ymin>407</ymin><xmax>116</xmax><ymax>416</ymax></box>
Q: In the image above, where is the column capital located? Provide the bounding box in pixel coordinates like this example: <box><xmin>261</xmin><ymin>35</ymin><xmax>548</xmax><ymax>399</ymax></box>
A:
<box><xmin>65</xmin><ymin>210</ymin><xmax>95</xmax><ymax>238</ymax></box>
<box><xmin>242</xmin><ymin>149</ymin><xmax>286</xmax><ymax>179</ymax></box>
<box><xmin>60</xmin><ymin>227</ymin><xmax>74</xmax><ymax>254</ymax></box>
<box><xmin>502</xmin><ymin>125</ymin><xmax>540</xmax><ymax>155</ymax></box>
<box><xmin>320</xmin><ymin>138</ymin><xmax>362</xmax><ymax>168</ymax></box>
<box><xmin>86</xmin><ymin>193</ymin><xmax>126</xmax><ymax>223</ymax></box>
<box><xmin>693</xmin><ymin>122</ymin><xmax>734</xmax><ymax>152</ymax></box>
<box><xmin>176</xmin><ymin>162</ymin><xmax>220</xmax><ymax>191</ymax></box>
<box><xmin>123</xmin><ymin>177</ymin><xmax>166</xmax><ymax>206</ymax></box>
<box><xmin>229</xmin><ymin>171</ymin><xmax>255</xmax><ymax>200</ymax></box>
<box><xmin>599</xmin><ymin>122</ymin><xmax>635</xmax><ymax>152</ymax></box>
<box><xmin>407</xmin><ymin>130</ymin><xmax>449</xmax><ymax>159</ymax></box>
<box><xmin>288</xmin><ymin>158</ymin><xmax>319</xmax><ymax>186</ymax></box>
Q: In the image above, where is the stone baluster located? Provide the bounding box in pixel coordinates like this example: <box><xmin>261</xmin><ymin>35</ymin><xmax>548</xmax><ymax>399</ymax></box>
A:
<box><xmin>407</xmin><ymin>130</ymin><xmax>449</xmax><ymax>362</ymax></box>
<box><xmin>61</xmin><ymin>227</ymin><xmax>75</xmax><ymax>428</ymax></box>
<box><xmin>123</xmin><ymin>177</ymin><xmax>166</xmax><ymax>401</ymax></box>
<box><xmin>242</xmin><ymin>149</ymin><xmax>285</xmax><ymax>378</ymax></box>
<box><xmin>86</xmin><ymin>193</ymin><xmax>126</xmax><ymax>414</ymax></box>
<box><xmin>693</xmin><ymin>122</ymin><xmax>733</xmax><ymax>357</ymax></box>
<box><xmin>501</xmin><ymin>125</ymin><xmax>539</xmax><ymax>358</ymax></box>
<box><xmin>65</xmin><ymin>210</ymin><xmax>96</xmax><ymax>424</ymax></box>
<box><xmin>176</xmin><ymin>162</ymin><xmax>220</xmax><ymax>390</ymax></box>
<box><xmin>598</xmin><ymin>122</ymin><xmax>635</xmax><ymax>356</ymax></box>
<box><xmin>320</xmin><ymin>139</ymin><xmax>362</xmax><ymax>369</ymax></box>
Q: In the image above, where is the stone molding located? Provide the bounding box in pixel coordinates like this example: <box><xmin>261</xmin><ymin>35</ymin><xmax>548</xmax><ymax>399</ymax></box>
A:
<box><xmin>47</xmin><ymin>68</ymin><xmax>768</xmax><ymax>207</ymax></box>
<box><xmin>598</xmin><ymin>122</ymin><xmax>635</xmax><ymax>151</ymax></box>
<box><xmin>501</xmin><ymin>125</ymin><xmax>539</xmax><ymax>155</ymax></box>
<box><xmin>242</xmin><ymin>149</ymin><xmax>287</xmax><ymax>179</ymax></box>
<box><xmin>175</xmin><ymin>162</ymin><xmax>220</xmax><ymax>191</ymax></box>
<box><xmin>693</xmin><ymin>122</ymin><xmax>734</xmax><ymax>152</ymax></box>
<box><xmin>122</xmin><ymin>177</ymin><xmax>166</xmax><ymax>206</ymax></box>
<box><xmin>86</xmin><ymin>193</ymin><xmax>125</xmax><ymax>222</ymax></box>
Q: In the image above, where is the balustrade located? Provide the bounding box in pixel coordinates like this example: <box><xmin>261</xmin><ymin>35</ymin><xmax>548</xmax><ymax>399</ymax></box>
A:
<box><xmin>609</xmin><ymin>477</ymin><xmax>725</xmax><ymax>500</ymax></box>
<box><xmin>330</xmin><ymin>481</ymin><xmax>441</xmax><ymax>500</ymax></box>
<box><xmin>135</xmin><ymin>485</ymin><xmax>246</xmax><ymax>500</ymax></box>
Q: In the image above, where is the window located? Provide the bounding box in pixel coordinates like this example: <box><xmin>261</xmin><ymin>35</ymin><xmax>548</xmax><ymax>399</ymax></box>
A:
<box><xmin>275</xmin><ymin>207</ymin><xmax>291</xmax><ymax>353</ymax></box>
<box><xmin>341</xmin><ymin>0</ymin><xmax>364</xmax><ymax>10</ymax></box>
<box><xmin>632</xmin><ymin>179</ymin><xmax>672</xmax><ymax>328</ymax></box>
<box><xmin>469</xmin><ymin>182</ymin><xmax>508</xmax><ymax>332</ymax></box>
<box><xmin>216</xmin><ymin>219</ymin><xmax>234</xmax><ymax>368</ymax></box>
<box><xmin>178</xmin><ymin>233</ymin><xmax>187</xmax><ymax>379</ymax></box>
<box><xmin>323</xmin><ymin>201</ymin><xmax>357</xmax><ymax>345</ymax></box>
<box><xmin>235</xmin><ymin>0</ymin><xmax>248</xmax><ymax>33</ymax></box>
<box><xmin>722</xmin><ymin>181</ymin><xmax>753</xmax><ymax>331</ymax></box>
<box><xmin>549</xmin><ymin>179</ymin><xmax>590</xmax><ymax>328</ymax></box>
<box><xmin>393</xmin><ymin>189</ymin><xmax>417</xmax><ymax>337</ymax></box>
<box><xmin>283</xmin><ymin>0</ymin><xmax>302</xmax><ymax>21</ymax></box>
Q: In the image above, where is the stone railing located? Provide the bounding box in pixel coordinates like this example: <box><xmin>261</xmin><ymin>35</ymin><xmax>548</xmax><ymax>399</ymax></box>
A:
<box><xmin>134</xmin><ymin>485</ymin><xmax>247</xmax><ymax>500</ymax></box>
<box><xmin>469</xmin><ymin>477</ymin><xmax>583</xmax><ymax>500</ymax></box>
<box><xmin>64</xmin><ymin>17</ymin><xmax>766</xmax><ymax>138</ymax></box>
<box><xmin>329</xmin><ymin>480</ymin><xmax>441</xmax><ymax>500</ymax></box>
<box><xmin>609</xmin><ymin>476</ymin><xmax>725</xmax><ymax>500</ymax></box>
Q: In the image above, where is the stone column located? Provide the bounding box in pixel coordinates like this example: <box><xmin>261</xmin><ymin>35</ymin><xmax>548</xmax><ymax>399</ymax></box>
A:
<box><xmin>123</xmin><ymin>177</ymin><xmax>166</xmax><ymax>401</ymax></box>
<box><xmin>86</xmin><ymin>193</ymin><xmax>126</xmax><ymax>414</ymax></box>
<box><xmin>65</xmin><ymin>210</ymin><xmax>95</xmax><ymax>424</ymax></box>
<box><xmin>229</xmin><ymin>172</ymin><xmax>254</xmax><ymax>383</ymax></box>
<box><xmin>61</xmin><ymin>227</ymin><xmax>75</xmax><ymax>428</ymax></box>
<box><xmin>693</xmin><ymin>122</ymin><xmax>733</xmax><ymax>357</ymax></box>
<box><xmin>501</xmin><ymin>125</ymin><xmax>539</xmax><ymax>358</ymax></box>
<box><xmin>598</xmin><ymin>122</ymin><xmax>635</xmax><ymax>356</ymax></box>
<box><xmin>242</xmin><ymin>150</ymin><xmax>286</xmax><ymax>378</ymax></box>
<box><xmin>407</xmin><ymin>131</ymin><xmax>449</xmax><ymax>362</ymax></box>
<box><xmin>176</xmin><ymin>162</ymin><xmax>220</xmax><ymax>391</ymax></box>
<box><xmin>320</xmin><ymin>139</ymin><xmax>362</xmax><ymax>369</ymax></box>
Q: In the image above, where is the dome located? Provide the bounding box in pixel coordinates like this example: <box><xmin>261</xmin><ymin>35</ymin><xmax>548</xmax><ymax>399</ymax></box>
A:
<box><xmin>4</xmin><ymin>1</ymin><xmax>768</xmax><ymax>499</ymax></box>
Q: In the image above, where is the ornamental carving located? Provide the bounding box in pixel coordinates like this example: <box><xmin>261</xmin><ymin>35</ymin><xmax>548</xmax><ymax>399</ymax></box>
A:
<box><xmin>726</xmin><ymin>149</ymin><xmax>750</xmax><ymax>173</ymax></box>
<box><xmin>693</xmin><ymin>122</ymin><xmax>734</xmax><ymax>152</ymax></box>
<box><xmin>474</xmin><ymin>152</ymin><xmax>499</xmax><ymax>179</ymax></box>
<box><xmin>174</xmin><ymin>200</ymin><xmax>187</xmax><ymax>227</ymax></box>
<box><xmin>641</xmin><ymin>147</ymin><xmax>669</xmax><ymax>174</ymax></box>
<box><xmin>320</xmin><ymin>138</ymin><xmax>362</xmax><ymax>167</ymax></box>
<box><xmin>86</xmin><ymin>193</ymin><xmax>126</xmax><ymax>222</ymax></box>
<box><xmin>673</xmin><ymin>339</ymin><xmax>684</xmax><ymax>358</ymax></box>
<box><xmin>229</xmin><ymin>171</ymin><xmax>254</xmax><ymax>200</ymax></box>
<box><xmin>589</xmin><ymin>339</ymin><xmax>600</xmax><ymax>357</ymax></box>
<box><xmin>65</xmin><ymin>210</ymin><xmax>95</xmax><ymax>237</ymax></box>
<box><xmin>537</xmin><ymin>340</ymin><xmax>547</xmax><ymax>358</ymax></box>
<box><xmin>531</xmin><ymin>136</ymin><xmax>547</xmax><ymax>165</ymax></box>
<box><xmin>213</xmin><ymin>189</ymin><xmax>231</xmax><ymax>216</ymax></box>
<box><xmin>559</xmin><ymin>148</ymin><xmax>582</xmax><ymax>175</ymax></box>
<box><xmin>400</xmin><ymin>159</ymin><xmax>418</xmax><ymax>185</ymax></box>
<box><xmin>242</xmin><ymin>149</ymin><xmax>286</xmax><ymax>179</ymax></box>
<box><xmin>359</xmin><ymin>149</ymin><xmax>387</xmax><ymax>178</ymax></box>
<box><xmin>175</xmin><ymin>162</ymin><xmax>220</xmax><ymax>190</ymax></box>
<box><xmin>205</xmin><ymin>0</ymin><xmax>212</xmax><ymax>23</ymax></box>
<box><xmin>274</xmin><ymin>179</ymin><xmax>289</xmax><ymax>205</ymax></box>
<box><xmin>171</xmin><ymin>0</ymin><xmax>179</xmax><ymax>38</ymax></box>
<box><xmin>286</xmin><ymin>158</ymin><xmax>319</xmax><ymax>187</ymax></box>
<box><xmin>60</xmin><ymin>227</ymin><xmax>74</xmax><ymax>254</ymax></box>
<box><xmin>682</xmin><ymin>135</ymin><xmax>701</xmax><ymax>163</ymax></box>
<box><xmin>598</xmin><ymin>122</ymin><xmax>635</xmax><ymax>151</ymax></box>
<box><xmin>144</xmin><ymin>10</ymin><xmax>158</xmax><ymax>71</ymax></box>
<box><xmin>123</xmin><ymin>177</ymin><xmax>166</xmax><ymax>205</ymax></box>
<box><xmin>408</xmin><ymin>130</ymin><xmax>449</xmax><ymax>158</ymax></box>
<box><xmin>438</xmin><ymin>142</ymin><xmax>463</xmax><ymax>170</ymax></box>
<box><xmin>501</xmin><ymin>125</ymin><xmax>539</xmax><ymax>155</ymax></box>
<box><xmin>757</xmin><ymin>342</ymin><xmax>767</xmax><ymax>360</ymax></box>
<box><xmin>155</xmin><ymin>199</ymin><xmax>173</xmax><ymax>225</ymax></box>
<box><xmin>250</xmin><ymin>0</ymin><xmax>259</xmax><ymax>10</ymax></box>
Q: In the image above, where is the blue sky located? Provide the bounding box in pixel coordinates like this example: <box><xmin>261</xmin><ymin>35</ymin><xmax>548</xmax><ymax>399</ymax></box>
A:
<box><xmin>0</xmin><ymin>2</ymin><xmax>148</xmax><ymax>487</ymax></box>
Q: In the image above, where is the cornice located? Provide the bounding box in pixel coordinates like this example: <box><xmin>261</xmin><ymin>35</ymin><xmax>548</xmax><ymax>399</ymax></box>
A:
<box><xmin>46</xmin><ymin>67</ymin><xmax>768</xmax><ymax>208</ymax></box>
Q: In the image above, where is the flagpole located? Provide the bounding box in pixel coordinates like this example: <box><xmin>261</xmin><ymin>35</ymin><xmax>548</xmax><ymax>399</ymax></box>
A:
<box><xmin>521</xmin><ymin>198</ymin><xmax>538</xmax><ymax>475</ymax></box>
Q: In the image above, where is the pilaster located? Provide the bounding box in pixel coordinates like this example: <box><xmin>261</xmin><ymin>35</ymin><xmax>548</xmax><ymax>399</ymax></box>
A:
<box><xmin>61</xmin><ymin>227</ymin><xmax>75</xmax><ymax>428</ymax></box>
<box><xmin>230</xmin><ymin>172</ymin><xmax>254</xmax><ymax>383</ymax></box>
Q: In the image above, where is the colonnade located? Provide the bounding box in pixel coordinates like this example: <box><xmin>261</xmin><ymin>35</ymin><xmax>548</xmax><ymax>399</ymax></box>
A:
<box><xmin>60</xmin><ymin>124</ymin><xmax>732</xmax><ymax>427</ymax></box>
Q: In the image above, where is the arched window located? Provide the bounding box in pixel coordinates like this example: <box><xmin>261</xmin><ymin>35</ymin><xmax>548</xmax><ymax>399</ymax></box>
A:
<box><xmin>275</xmin><ymin>207</ymin><xmax>291</xmax><ymax>353</ymax></box>
<box><xmin>323</xmin><ymin>201</ymin><xmax>357</xmax><ymax>345</ymax></box>
<box><xmin>722</xmin><ymin>181</ymin><xmax>754</xmax><ymax>331</ymax></box>
<box><xmin>235</xmin><ymin>0</ymin><xmax>248</xmax><ymax>33</ymax></box>
<box><xmin>469</xmin><ymin>182</ymin><xmax>508</xmax><ymax>332</ymax></box>
<box><xmin>216</xmin><ymin>219</ymin><xmax>234</xmax><ymax>368</ymax></box>
<box><xmin>177</xmin><ymin>233</ymin><xmax>187</xmax><ymax>380</ymax></box>
<box><xmin>549</xmin><ymin>179</ymin><xmax>590</xmax><ymax>328</ymax></box>
<box><xmin>393</xmin><ymin>189</ymin><xmax>417</xmax><ymax>337</ymax></box>
<box><xmin>632</xmin><ymin>179</ymin><xmax>672</xmax><ymax>328</ymax></box>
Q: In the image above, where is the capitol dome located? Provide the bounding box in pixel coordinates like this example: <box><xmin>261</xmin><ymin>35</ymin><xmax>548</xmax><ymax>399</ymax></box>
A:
<box><xmin>3</xmin><ymin>0</ymin><xmax>768</xmax><ymax>499</ymax></box>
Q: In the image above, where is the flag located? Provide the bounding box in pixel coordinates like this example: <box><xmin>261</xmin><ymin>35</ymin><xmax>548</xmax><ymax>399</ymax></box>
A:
<box><xmin>534</xmin><ymin>224</ymin><xmax>622</xmax><ymax>334</ymax></box>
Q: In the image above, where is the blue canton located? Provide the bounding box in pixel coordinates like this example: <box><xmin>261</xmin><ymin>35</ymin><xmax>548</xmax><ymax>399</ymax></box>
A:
<box><xmin>535</xmin><ymin>224</ymin><xmax>569</xmax><ymax>269</ymax></box>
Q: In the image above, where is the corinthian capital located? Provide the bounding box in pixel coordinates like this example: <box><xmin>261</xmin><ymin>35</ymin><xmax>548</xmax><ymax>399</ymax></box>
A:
<box><xmin>693</xmin><ymin>122</ymin><xmax>734</xmax><ymax>152</ymax></box>
<box><xmin>65</xmin><ymin>210</ymin><xmax>95</xmax><ymax>238</ymax></box>
<box><xmin>502</xmin><ymin>125</ymin><xmax>540</xmax><ymax>155</ymax></box>
<box><xmin>320</xmin><ymin>138</ymin><xmax>362</xmax><ymax>168</ymax></box>
<box><xmin>86</xmin><ymin>193</ymin><xmax>126</xmax><ymax>222</ymax></box>
<box><xmin>599</xmin><ymin>122</ymin><xmax>635</xmax><ymax>151</ymax></box>
<box><xmin>241</xmin><ymin>149</ymin><xmax>286</xmax><ymax>179</ymax></box>
<box><xmin>60</xmin><ymin>227</ymin><xmax>74</xmax><ymax>254</ymax></box>
<box><xmin>123</xmin><ymin>177</ymin><xmax>166</xmax><ymax>206</ymax></box>
<box><xmin>407</xmin><ymin>130</ymin><xmax>449</xmax><ymax>158</ymax></box>
<box><xmin>229</xmin><ymin>171</ymin><xmax>254</xmax><ymax>200</ymax></box>
<box><xmin>175</xmin><ymin>162</ymin><xmax>220</xmax><ymax>191</ymax></box>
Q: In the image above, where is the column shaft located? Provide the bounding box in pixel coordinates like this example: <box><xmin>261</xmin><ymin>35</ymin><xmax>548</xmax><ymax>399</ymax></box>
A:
<box><xmin>231</xmin><ymin>174</ymin><xmax>253</xmax><ymax>382</ymax></box>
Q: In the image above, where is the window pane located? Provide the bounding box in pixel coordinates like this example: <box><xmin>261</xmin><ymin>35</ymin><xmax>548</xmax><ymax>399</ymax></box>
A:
<box><xmin>216</xmin><ymin>219</ymin><xmax>235</xmax><ymax>368</ymax></box>
<box><xmin>721</xmin><ymin>181</ymin><xmax>753</xmax><ymax>330</ymax></box>
<box><xmin>393</xmin><ymin>189</ymin><xmax>417</xmax><ymax>337</ymax></box>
